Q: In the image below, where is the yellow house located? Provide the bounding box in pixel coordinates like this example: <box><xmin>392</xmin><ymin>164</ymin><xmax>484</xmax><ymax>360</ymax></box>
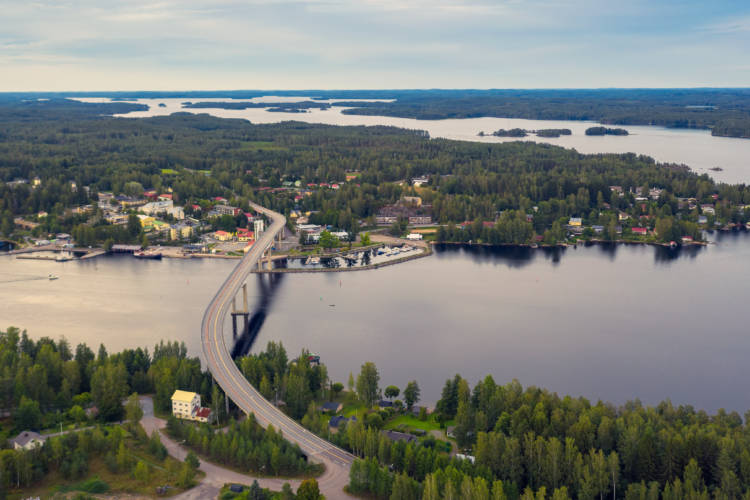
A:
<box><xmin>171</xmin><ymin>390</ymin><xmax>211</xmax><ymax>423</ymax></box>
<box><xmin>568</xmin><ymin>217</ymin><xmax>582</xmax><ymax>227</ymax></box>
<box><xmin>214</xmin><ymin>230</ymin><xmax>233</xmax><ymax>241</ymax></box>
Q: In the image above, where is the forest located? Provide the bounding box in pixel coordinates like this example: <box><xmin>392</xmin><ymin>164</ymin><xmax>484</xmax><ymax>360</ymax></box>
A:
<box><xmin>1</xmin><ymin>98</ymin><xmax>749</xmax><ymax>249</ymax></box>
<box><xmin>333</xmin><ymin>89</ymin><xmax>750</xmax><ymax>138</ymax></box>
<box><xmin>344</xmin><ymin>374</ymin><xmax>750</xmax><ymax>499</ymax></box>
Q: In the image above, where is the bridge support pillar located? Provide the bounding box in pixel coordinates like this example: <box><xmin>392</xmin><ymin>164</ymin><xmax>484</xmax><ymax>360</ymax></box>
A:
<box><xmin>230</xmin><ymin>283</ymin><xmax>250</xmax><ymax>338</ymax></box>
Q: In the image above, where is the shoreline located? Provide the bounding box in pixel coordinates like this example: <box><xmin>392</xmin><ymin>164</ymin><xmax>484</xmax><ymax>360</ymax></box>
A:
<box><xmin>433</xmin><ymin>238</ymin><xmax>710</xmax><ymax>250</ymax></box>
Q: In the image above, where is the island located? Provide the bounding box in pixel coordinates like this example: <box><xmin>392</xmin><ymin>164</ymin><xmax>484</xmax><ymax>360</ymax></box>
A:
<box><xmin>585</xmin><ymin>126</ymin><xmax>629</xmax><ymax>136</ymax></box>
<box><xmin>485</xmin><ymin>128</ymin><xmax>572</xmax><ymax>138</ymax></box>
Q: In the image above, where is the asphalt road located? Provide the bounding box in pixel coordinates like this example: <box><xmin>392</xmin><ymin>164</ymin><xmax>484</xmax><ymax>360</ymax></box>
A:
<box><xmin>201</xmin><ymin>202</ymin><xmax>355</xmax><ymax>498</ymax></box>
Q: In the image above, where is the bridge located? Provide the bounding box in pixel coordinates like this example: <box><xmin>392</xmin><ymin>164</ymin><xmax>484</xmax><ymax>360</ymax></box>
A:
<box><xmin>201</xmin><ymin>201</ymin><xmax>355</xmax><ymax>492</ymax></box>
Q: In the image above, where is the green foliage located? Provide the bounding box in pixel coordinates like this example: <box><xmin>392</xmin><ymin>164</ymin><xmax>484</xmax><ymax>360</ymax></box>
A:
<box><xmin>166</xmin><ymin>415</ymin><xmax>318</xmax><ymax>477</ymax></box>
<box><xmin>318</xmin><ymin>230</ymin><xmax>340</xmax><ymax>249</ymax></box>
<box><xmin>356</xmin><ymin>362</ymin><xmax>380</xmax><ymax>407</ymax></box>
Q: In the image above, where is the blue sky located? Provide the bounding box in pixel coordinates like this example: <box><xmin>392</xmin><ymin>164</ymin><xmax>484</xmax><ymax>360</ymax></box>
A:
<box><xmin>1</xmin><ymin>0</ymin><xmax>749</xmax><ymax>90</ymax></box>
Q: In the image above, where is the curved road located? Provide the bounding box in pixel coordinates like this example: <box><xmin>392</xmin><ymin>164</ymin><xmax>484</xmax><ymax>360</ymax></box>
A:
<box><xmin>201</xmin><ymin>201</ymin><xmax>355</xmax><ymax>496</ymax></box>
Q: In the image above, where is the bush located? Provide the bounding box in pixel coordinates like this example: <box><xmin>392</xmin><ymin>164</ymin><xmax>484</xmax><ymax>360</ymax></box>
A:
<box><xmin>77</xmin><ymin>477</ymin><xmax>110</xmax><ymax>493</ymax></box>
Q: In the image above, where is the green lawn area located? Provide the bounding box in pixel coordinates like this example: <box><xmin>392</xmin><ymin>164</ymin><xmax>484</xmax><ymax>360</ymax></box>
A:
<box><xmin>383</xmin><ymin>414</ymin><xmax>443</xmax><ymax>433</ymax></box>
<box><xmin>161</xmin><ymin>168</ymin><xmax>180</xmax><ymax>175</ymax></box>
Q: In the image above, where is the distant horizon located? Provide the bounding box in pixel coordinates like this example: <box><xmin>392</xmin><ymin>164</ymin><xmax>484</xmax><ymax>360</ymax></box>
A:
<box><xmin>3</xmin><ymin>87</ymin><xmax>750</xmax><ymax>94</ymax></box>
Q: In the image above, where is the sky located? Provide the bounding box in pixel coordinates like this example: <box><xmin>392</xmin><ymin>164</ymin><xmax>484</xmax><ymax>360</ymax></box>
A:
<box><xmin>1</xmin><ymin>0</ymin><xmax>749</xmax><ymax>91</ymax></box>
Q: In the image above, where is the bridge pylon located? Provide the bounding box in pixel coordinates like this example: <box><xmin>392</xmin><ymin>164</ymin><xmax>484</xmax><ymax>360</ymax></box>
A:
<box><xmin>230</xmin><ymin>283</ymin><xmax>250</xmax><ymax>339</ymax></box>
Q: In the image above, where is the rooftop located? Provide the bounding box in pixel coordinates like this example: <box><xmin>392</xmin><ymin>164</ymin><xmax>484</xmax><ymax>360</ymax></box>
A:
<box><xmin>171</xmin><ymin>390</ymin><xmax>198</xmax><ymax>403</ymax></box>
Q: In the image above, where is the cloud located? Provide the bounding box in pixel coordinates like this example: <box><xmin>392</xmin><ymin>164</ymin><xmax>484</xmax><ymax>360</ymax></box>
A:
<box><xmin>0</xmin><ymin>0</ymin><xmax>748</xmax><ymax>90</ymax></box>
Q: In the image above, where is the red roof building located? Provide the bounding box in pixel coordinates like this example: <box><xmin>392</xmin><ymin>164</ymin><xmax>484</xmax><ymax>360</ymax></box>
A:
<box><xmin>631</xmin><ymin>227</ymin><xmax>648</xmax><ymax>235</ymax></box>
<box><xmin>158</xmin><ymin>193</ymin><xmax>173</xmax><ymax>201</ymax></box>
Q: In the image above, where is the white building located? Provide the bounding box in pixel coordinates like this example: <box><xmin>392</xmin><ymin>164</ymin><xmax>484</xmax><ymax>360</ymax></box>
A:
<box><xmin>141</xmin><ymin>200</ymin><xmax>185</xmax><ymax>220</ymax></box>
<box><xmin>171</xmin><ymin>390</ymin><xmax>212</xmax><ymax>423</ymax></box>
<box><xmin>406</xmin><ymin>233</ymin><xmax>423</xmax><ymax>241</ymax></box>
<box><xmin>253</xmin><ymin>219</ymin><xmax>265</xmax><ymax>236</ymax></box>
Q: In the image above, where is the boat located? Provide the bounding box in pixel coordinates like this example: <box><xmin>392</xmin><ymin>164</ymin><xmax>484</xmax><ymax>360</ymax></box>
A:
<box><xmin>55</xmin><ymin>254</ymin><xmax>72</xmax><ymax>262</ymax></box>
<box><xmin>308</xmin><ymin>257</ymin><xmax>320</xmax><ymax>265</ymax></box>
<box><xmin>48</xmin><ymin>274</ymin><xmax>58</xmax><ymax>280</ymax></box>
<box><xmin>134</xmin><ymin>250</ymin><xmax>162</xmax><ymax>260</ymax></box>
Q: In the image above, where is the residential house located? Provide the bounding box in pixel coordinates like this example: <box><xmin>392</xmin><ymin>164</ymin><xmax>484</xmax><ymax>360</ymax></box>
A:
<box><xmin>378</xmin><ymin>400</ymin><xmax>394</xmax><ymax>408</ymax></box>
<box><xmin>383</xmin><ymin>430</ymin><xmax>418</xmax><ymax>444</ymax></box>
<box><xmin>631</xmin><ymin>227</ymin><xmax>648</xmax><ymax>236</ymax></box>
<box><xmin>171</xmin><ymin>390</ymin><xmax>212</xmax><ymax>423</ymax></box>
<box><xmin>406</xmin><ymin>233</ymin><xmax>423</xmax><ymax>241</ymax></box>
<box><xmin>321</xmin><ymin>402</ymin><xmax>343</xmax><ymax>413</ymax></box>
<box><xmin>568</xmin><ymin>217</ymin><xmax>582</xmax><ymax>227</ymax></box>
<box><xmin>701</xmin><ymin>204</ymin><xmax>715</xmax><ymax>215</ymax></box>
<box><xmin>592</xmin><ymin>225</ymin><xmax>604</xmax><ymax>234</ymax></box>
<box><xmin>158</xmin><ymin>193</ymin><xmax>173</xmax><ymax>201</ymax></box>
<box><xmin>698</xmin><ymin>216</ymin><xmax>708</xmax><ymax>224</ymax></box>
<box><xmin>10</xmin><ymin>431</ymin><xmax>44</xmax><ymax>450</ymax></box>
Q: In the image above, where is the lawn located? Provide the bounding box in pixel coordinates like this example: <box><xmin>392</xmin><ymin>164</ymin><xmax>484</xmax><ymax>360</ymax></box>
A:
<box><xmin>161</xmin><ymin>168</ymin><xmax>180</xmax><ymax>175</ymax></box>
<box><xmin>383</xmin><ymin>414</ymin><xmax>444</xmax><ymax>433</ymax></box>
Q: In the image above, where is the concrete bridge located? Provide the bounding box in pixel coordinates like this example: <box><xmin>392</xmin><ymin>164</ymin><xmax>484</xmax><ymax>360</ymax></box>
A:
<box><xmin>201</xmin><ymin>201</ymin><xmax>355</xmax><ymax>496</ymax></box>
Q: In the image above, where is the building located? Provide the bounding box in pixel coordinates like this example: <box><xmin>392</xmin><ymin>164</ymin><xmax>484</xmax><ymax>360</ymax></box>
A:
<box><xmin>237</xmin><ymin>228</ymin><xmax>254</xmax><ymax>242</ymax></box>
<box><xmin>115</xmin><ymin>195</ymin><xmax>146</xmax><ymax>208</ymax></box>
<box><xmin>321</xmin><ymin>402</ymin><xmax>343</xmax><ymax>413</ymax></box>
<box><xmin>215</xmin><ymin>204</ymin><xmax>242</xmax><ymax>217</ymax></box>
<box><xmin>631</xmin><ymin>227</ymin><xmax>648</xmax><ymax>236</ymax></box>
<box><xmin>406</xmin><ymin>233</ymin><xmax>423</xmax><ymax>241</ymax></box>
<box><xmin>11</xmin><ymin>431</ymin><xmax>44</xmax><ymax>450</ymax></box>
<box><xmin>158</xmin><ymin>193</ymin><xmax>173</xmax><ymax>201</ymax></box>
<box><xmin>383</xmin><ymin>430</ymin><xmax>418</xmax><ymax>444</ymax></box>
<box><xmin>568</xmin><ymin>217</ymin><xmax>582</xmax><ymax>227</ymax></box>
<box><xmin>170</xmin><ymin>223</ymin><xmax>194</xmax><ymax>240</ymax></box>
<box><xmin>701</xmin><ymin>204</ymin><xmax>715</xmax><ymax>215</ymax></box>
<box><xmin>412</xmin><ymin>176</ymin><xmax>429</xmax><ymax>187</ymax></box>
<box><xmin>141</xmin><ymin>200</ymin><xmax>185</xmax><ymax>220</ymax></box>
<box><xmin>402</xmin><ymin>196</ymin><xmax>422</xmax><ymax>207</ymax></box>
<box><xmin>171</xmin><ymin>390</ymin><xmax>212</xmax><ymax>423</ymax></box>
<box><xmin>253</xmin><ymin>219</ymin><xmax>265</xmax><ymax>235</ymax></box>
<box><xmin>137</xmin><ymin>214</ymin><xmax>155</xmax><ymax>230</ymax></box>
<box><xmin>213</xmin><ymin>230</ymin><xmax>233</xmax><ymax>241</ymax></box>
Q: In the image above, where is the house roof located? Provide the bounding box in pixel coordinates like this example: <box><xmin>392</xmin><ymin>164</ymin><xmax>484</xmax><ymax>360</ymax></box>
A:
<box><xmin>383</xmin><ymin>430</ymin><xmax>417</xmax><ymax>443</ymax></box>
<box><xmin>12</xmin><ymin>431</ymin><xmax>43</xmax><ymax>447</ymax></box>
<box><xmin>321</xmin><ymin>402</ymin><xmax>341</xmax><ymax>411</ymax></box>
<box><xmin>171</xmin><ymin>390</ymin><xmax>198</xmax><ymax>403</ymax></box>
<box><xmin>195</xmin><ymin>407</ymin><xmax>212</xmax><ymax>418</ymax></box>
<box><xmin>378</xmin><ymin>400</ymin><xmax>394</xmax><ymax>408</ymax></box>
<box><xmin>329</xmin><ymin>415</ymin><xmax>349</xmax><ymax>427</ymax></box>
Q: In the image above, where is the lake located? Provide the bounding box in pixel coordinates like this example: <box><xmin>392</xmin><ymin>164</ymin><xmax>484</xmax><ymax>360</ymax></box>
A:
<box><xmin>3</xmin><ymin>230</ymin><xmax>749</xmax><ymax>413</ymax></box>
<box><xmin>76</xmin><ymin>97</ymin><xmax>750</xmax><ymax>184</ymax></box>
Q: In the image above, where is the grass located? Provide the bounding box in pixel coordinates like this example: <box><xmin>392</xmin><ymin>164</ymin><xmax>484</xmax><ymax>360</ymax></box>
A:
<box><xmin>8</xmin><ymin>435</ymin><xmax>204</xmax><ymax>499</ymax></box>
<box><xmin>161</xmin><ymin>168</ymin><xmax>180</xmax><ymax>175</ymax></box>
<box><xmin>383</xmin><ymin>414</ymin><xmax>443</xmax><ymax>433</ymax></box>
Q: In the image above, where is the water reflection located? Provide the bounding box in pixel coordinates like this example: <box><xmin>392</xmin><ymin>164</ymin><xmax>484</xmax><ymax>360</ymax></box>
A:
<box><xmin>231</xmin><ymin>273</ymin><xmax>285</xmax><ymax>358</ymax></box>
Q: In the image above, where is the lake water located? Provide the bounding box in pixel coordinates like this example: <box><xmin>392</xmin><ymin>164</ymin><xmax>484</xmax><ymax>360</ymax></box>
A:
<box><xmin>3</xmin><ymin>230</ymin><xmax>750</xmax><ymax>413</ymax></box>
<box><xmin>76</xmin><ymin>97</ymin><xmax>750</xmax><ymax>184</ymax></box>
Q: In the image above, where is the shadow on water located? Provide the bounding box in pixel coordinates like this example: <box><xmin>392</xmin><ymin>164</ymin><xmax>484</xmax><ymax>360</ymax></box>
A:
<box><xmin>0</xmin><ymin>241</ymin><xmax>15</xmax><ymax>252</ymax></box>
<box><xmin>231</xmin><ymin>273</ymin><xmax>284</xmax><ymax>359</ymax></box>
<box><xmin>653</xmin><ymin>244</ymin><xmax>705</xmax><ymax>264</ymax></box>
<box><xmin>434</xmin><ymin>243</ymin><xmax>566</xmax><ymax>268</ymax></box>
